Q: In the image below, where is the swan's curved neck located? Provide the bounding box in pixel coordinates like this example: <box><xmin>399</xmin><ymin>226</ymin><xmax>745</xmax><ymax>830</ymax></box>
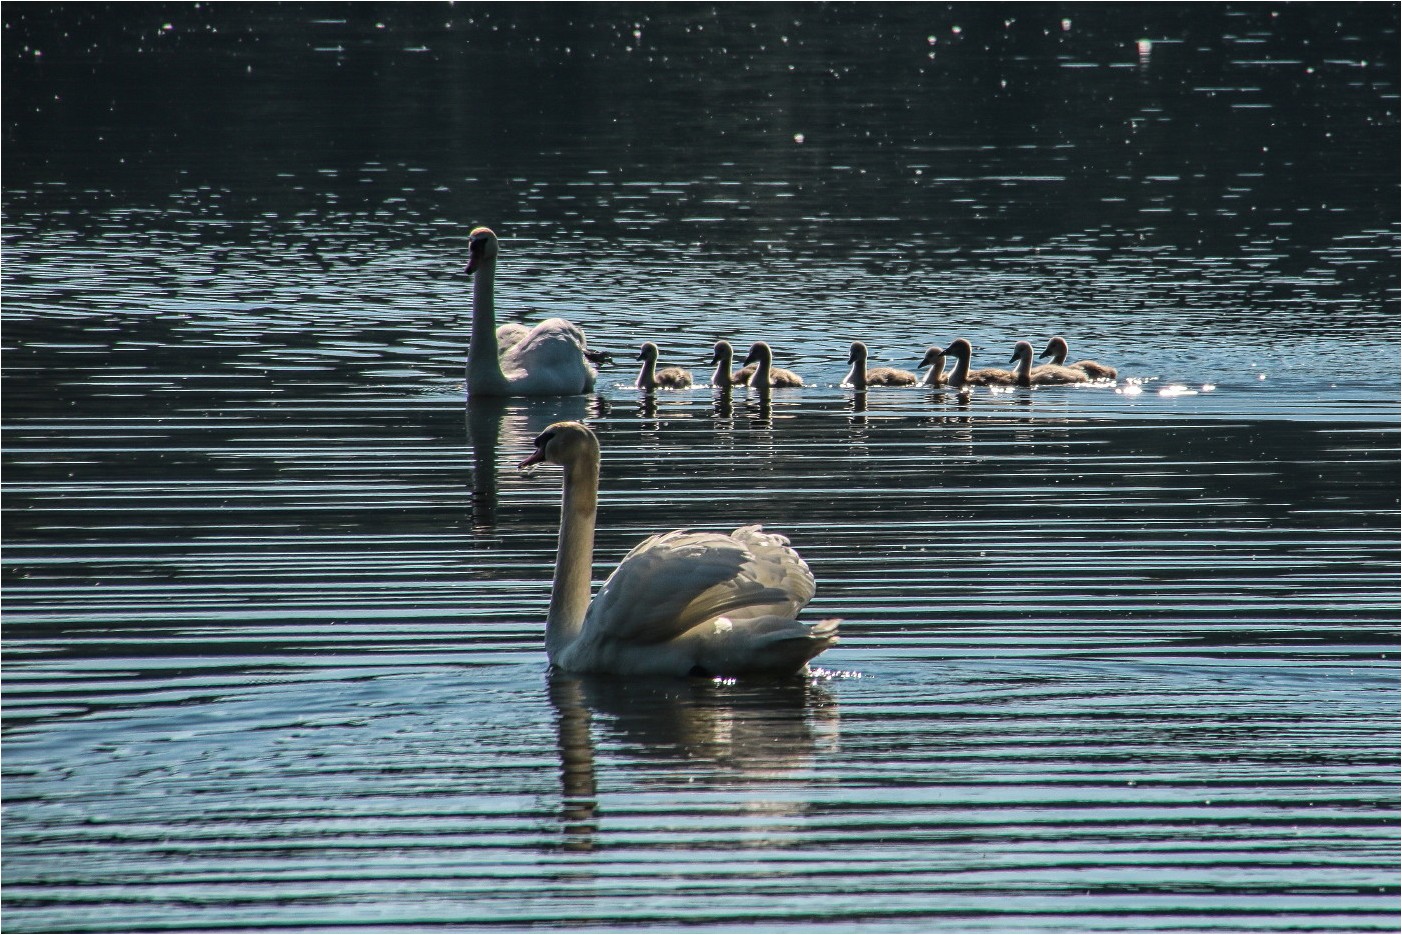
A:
<box><xmin>922</xmin><ymin>356</ymin><xmax>946</xmax><ymax>387</ymax></box>
<box><xmin>712</xmin><ymin>351</ymin><xmax>732</xmax><ymax>387</ymax></box>
<box><xmin>467</xmin><ymin>262</ymin><xmax>508</xmax><ymax>394</ymax></box>
<box><xmin>1014</xmin><ymin>352</ymin><xmax>1032</xmax><ymax>387</ymax></box>
<box><xmin>749</xmin><ymin>353</ymin><xmax>772</xmax><ymax>388</ymax></box>
<box><xmin>548</xmin><ymin>451</ymin><xmax>599</xmax><ymax>660</ymax></box>
<box><xmin>946</xmin><ymin>352</ymin><xmax>969</xmax><ymax>388</ymax></box>
<box><xmin>844</xmin><ymin>354</ymin><xmax>866</xmax><ymax>390</ymax></box>
<box><xmin>637</xmin><ymin>356</ymin><xmax>656</xmax><ymax>389</ymax></box>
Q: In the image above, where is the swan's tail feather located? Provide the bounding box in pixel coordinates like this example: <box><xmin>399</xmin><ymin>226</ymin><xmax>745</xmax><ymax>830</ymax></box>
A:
<box><xmin>693</xmin><ymin>615</ymin><xmax>841</xmax><ymax>676</ymax></box>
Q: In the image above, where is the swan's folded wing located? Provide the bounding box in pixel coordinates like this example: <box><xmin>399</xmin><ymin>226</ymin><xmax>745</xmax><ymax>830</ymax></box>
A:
<box><xmin>584</xmin><ymin>526</ymin><xmax>815</xmax><ymax>645</ymax></box>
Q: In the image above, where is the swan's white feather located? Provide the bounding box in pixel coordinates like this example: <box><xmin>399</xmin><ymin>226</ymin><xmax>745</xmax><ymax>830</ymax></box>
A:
<box><xmin>497</xmin><ymin>318</ymin><xmax>596</xmax><ymax>395</ymax></box>
<box><xmin>558</xmin><ymin>524</ymin><xmax>832</xmax><ymax>676</ymax></box>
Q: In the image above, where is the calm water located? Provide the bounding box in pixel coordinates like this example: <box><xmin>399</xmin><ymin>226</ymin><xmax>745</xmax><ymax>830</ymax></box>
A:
<box><xmin>3</xmin><ymin>6</ymin><xmax>1399</xmax><ymax>933</ymax></box>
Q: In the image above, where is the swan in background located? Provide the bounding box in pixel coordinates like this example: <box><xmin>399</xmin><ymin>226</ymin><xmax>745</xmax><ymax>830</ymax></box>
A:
<box><xmin>742</xmin><ymin>342</ymin><xmax>805</xmax><ymax>388</ymax></box>
<box><xmin>843</xmin><ymin>341</ymin><xmax>917</xmax><ymax>389</ymax></box>
<box><xmin>519</xmin><ymin>422</ymin><xmax>840</xmax><ymax>677</ymax></box>
<box><xmin>942</xmin><ymin>338</ymin><xmax>1018</xmax><ymax>389</ymax></box>
<box><xmin>636</xmin><ymin>342</ymin><xmax>693</xmax><ymax>389</ymax></box>
<box><xmin>708</xmin><ymin>340</ymin><xmax>754</xmax><ymax>387</ymax></box>
<box><xmin>1009</xmin><ymin>341</ymin><xmax>1090</xmax><ymax>387</ymax></box>
<box><xmin>1041</xmin><ymin>336</ymin><xmax>1118</xmax><ymax>380</ymax></box>
<box><xmin>464</xmin><ymin>227</ymin><xmax>598</xmax><ymax>396</ymax></box>
<box><xmin>917</xmin><ymin>346</ymin><xmax>947</xmax><ymax>387</ymax></box>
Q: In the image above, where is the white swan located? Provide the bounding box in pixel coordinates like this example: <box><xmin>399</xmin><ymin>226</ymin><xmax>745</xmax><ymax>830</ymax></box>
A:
<box><xmin>464</xmin><ymin>227</ymin><xmax>598</xmax><ymax>396</ymax></box>
<box><xmin>1041</xmin><ymin>336</ymin><xmax>1118</xmax><ymax>380</ymax></box>
<box><xmin>636</xmin><ymin>342</ymin><xmax>693</xmax><ymax>390</ymax></box>
<box><xmin>943</xmin><ymin>338</ymin><xmax>1019</xmax><ymax>389</ymax></box>
<box><xmin>741</xmin><ymin>342</ymin><xmax>805</xmax><ymax>388</ymax></box>
<box><xmin>520</xmin><ymin>421</ymin><xmax>840</xmax><ymax>677</ymax></box>
<box><xmin>1009</xmin><ymin>340</ymin><xmax>1089</xmax><ymax>386</ymax></box>
<box><xmin>842</xmin><ymin>341</ymin><xmax>917</xmax><ymax>389</ymax></box>
<box><xmin>917</xmin><ymin>346</ymin><xmax>947</xmax><ymax>387</ymax></box>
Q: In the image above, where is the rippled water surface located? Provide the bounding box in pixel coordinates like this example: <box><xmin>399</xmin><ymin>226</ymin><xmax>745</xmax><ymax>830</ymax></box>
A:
<box><xmin>3</xmin><ymin>6</ymin><xmax>1399</xmax><ymax>933</ymax></box>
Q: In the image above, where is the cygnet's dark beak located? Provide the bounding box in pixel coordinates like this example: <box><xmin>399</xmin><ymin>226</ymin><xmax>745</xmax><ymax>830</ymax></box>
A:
<box><xmin>585</xmin><ymin>349</ymin><xmax>613</xmax><ymax>368</ymax></box>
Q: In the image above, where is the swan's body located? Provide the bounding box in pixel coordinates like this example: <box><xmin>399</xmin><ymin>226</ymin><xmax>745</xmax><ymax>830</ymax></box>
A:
<box><xmin>1009</xmin><ymin>340</ymin><xmax>1090</xmax><ymax>387</ymax></box>
<box><xmin>1041</xmin><ymin>336</ymin><xmax>1117</xmax><ymax>380</ymax></box>
<box><xmin>636</xmin><ymin>342</ymin><xmax>693</xmax><ymax>390</ymax></box>
<box><xmin>709</xmin><ymin>340</ymin><xmax>756</xmax><ymax>387</ymax></box>
<box><xmin>742</xmin><ymin>342</ymin><xmax>804</xmax><ymax>388</ymax></box>
<box><xmin>521</xmin><ymin>422</ymin><xmax>839</xmax><ymax>677</ymax></box>
<box><xmin>465</xmin><ymin>227</ymin><xmax>598</xmax><ymax>397</ymax></box>
<box><xmin>918</xmin><ymin>346</ymin><xmax>947</xmax><ymax>387</ymax></box>
<box><xmin>943</xmin><ymin>338</ymin><xmax>1017</xmax><ymax>388</ymax></box>
<box><xmin>843</xmin><ymin>342</ymin><xmax>917</xmax><ymax>389</ymax></box>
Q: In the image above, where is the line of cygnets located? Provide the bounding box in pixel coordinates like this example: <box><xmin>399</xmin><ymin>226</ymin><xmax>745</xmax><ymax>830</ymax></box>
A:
<box><xmin>634</xmin><ymin>335</ymin><xmax>1117</xmax><ymax>392</ymax></box>
<box><xmin>462</xmin><ymin>225</ymin><xmax>1115</xmax><ymax>680</ymax></box>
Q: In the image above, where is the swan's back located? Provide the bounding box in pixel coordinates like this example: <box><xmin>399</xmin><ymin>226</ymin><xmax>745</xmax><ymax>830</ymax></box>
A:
<box><xmin>559</xmin><ymin>525</ymin><xmax>836</xmax><ymax>677</ymax></box>
<box><xmin>500</xmin><ymin>318</ymin><xmax>597</xmax><ymax>394</ymax></box>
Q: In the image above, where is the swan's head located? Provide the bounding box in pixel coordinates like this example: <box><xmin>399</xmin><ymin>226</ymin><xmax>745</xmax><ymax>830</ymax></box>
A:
<box><xmin>1009</xmin><ymin>340</ymin><xmax>1034</xmax><ymax>364</ymax></box>
<box><xmin>944</xmin><ymin>338</ymin><xmax>974</xmax><ymax>361</ymax></box>
<box><xmin>1040</xmin><ymin>336</ymin><xmax>1069</xmax><ymax>360</ymax></box>
<box><xmin>847</xmin><ymin>341</ymin><xmax>868</xmax><ymax>364</ymax></box>
<box><xmin>638</xmin><ymin>342</ymin><xmax>661</xmax><ymax>362</ymax></box>
<box><xmin>519</xmin><ymin>421</ymin><xmax>599</xmax><ymax>470</ymax></box>
<box><xmin>919</xmin><ymin>346</ymin><xmax>946</xmax><ymax>367</ymax></box>
<box><xmin>709</xmin><ymin>340</ymin><xmax>733</xmax><ymax>364</ymax></box>
<box><xmin>464</xmin><ymin>226</ymin><xmax>499</xmax><ymax>276</ymax></box>
<box><xmin>743</xmin><ymin>342</ymin><xmax>773</xmax><ymax>366</ymax></box>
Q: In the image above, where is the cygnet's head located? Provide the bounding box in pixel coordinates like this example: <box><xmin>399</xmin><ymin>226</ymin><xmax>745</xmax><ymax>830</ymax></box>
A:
<box><xmin>464</xmin><ymin>226</ymin><xmax>499</xmax><ymax>276</ymax></box>
<box><xmin>743</xmin><ymin>342</ymin><xmax>773</xmax><ymax>366</ymax></box>
<box><xmin>944</xmin><ymin>338</ymin><xmax>973</xmax><ymax>360</ymax></box>
<box><xmin>848</xmin><ymin>341</ymin><xmax>868</xmax><ymax>364</ymax></box>
<box><xmin>1009</xmin><ymin>340</ymin><xmax>1035</xmax><ymax>364</ymax></box>
<box><xmin>638</xmin><ymin>342</ymin><xmax>661</xmax><ymax>361</ymax></box>
<box><xmin>710</xmin><ymin>340</ymin><xmax>733</xmax><ymax>364</ymax></box>
<box><xmin>519</xmin><ymin>421</ymin><xmax>599</xmax><ymax>470</ymax></box>
<box><xmin>919</xmin><ymin>346</ymin><xmax>946</xmax><ymax>367</ymax></box>
<box><xmin>1040</xmin><ymin>336</ymin><xmax>1069</xmax><ymax>360</ymax></box>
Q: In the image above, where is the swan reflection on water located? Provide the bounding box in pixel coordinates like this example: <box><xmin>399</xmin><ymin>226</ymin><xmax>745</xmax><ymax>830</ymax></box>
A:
<box><xmin>465</xmin><ymin>395</ymin><xmax>607</xmax><ymax>529</ymax></box>
<box><xmin>547</xmin><ymin>672</ymin><xmax>842</xmax><ymax>852</ymax></box>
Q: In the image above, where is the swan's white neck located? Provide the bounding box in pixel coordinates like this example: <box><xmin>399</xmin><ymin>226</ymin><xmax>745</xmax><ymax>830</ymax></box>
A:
<box><xmin>467</xmin><ymin>261</ymin><xmax>509</xmax><ymax>395</ymax></box>
<box><xmin>547</xmin><ymin>452</ymin><xmax>599</xmax><ymax>660</ymax></box>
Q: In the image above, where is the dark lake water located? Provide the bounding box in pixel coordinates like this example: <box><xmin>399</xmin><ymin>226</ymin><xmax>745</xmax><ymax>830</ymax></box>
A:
<box><xmin>3</xmin><ymin>6</ymin><xmax>1399</xmax><ymax>932</ymax></box>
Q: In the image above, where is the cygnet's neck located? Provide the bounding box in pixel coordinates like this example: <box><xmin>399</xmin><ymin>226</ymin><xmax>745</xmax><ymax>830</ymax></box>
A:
<box><xmin>712</xmin><ymin>348</ymin><xmax>733</xmax><ymax>387</ymax></box>
<box><xmin>922</xmin><ymin>355</ymin><xmax>946</xmax><ymax>387</ymax></box>
<box><xmin>748</xmin><ymin>351</ymin><xmax>772</xmax><ymax>389</ymax></box>
<box><xmin>844</xmin><ymin>350</ymin><xmax>867</xmax><ymax>390</ymax></box>
<box><xmin>946</xmin><ymin>350</ymin><xmax>970</xmax><ymax>389</ymax></box>
<box><xmin>637</xmin><ymin>354</ymin><xmax>657</xmax><ymax>389</ymax></box>
<box><xmin>547</xmin><ymin>450</ymin><xmax>599</xmax><ymax>660</ymax></box>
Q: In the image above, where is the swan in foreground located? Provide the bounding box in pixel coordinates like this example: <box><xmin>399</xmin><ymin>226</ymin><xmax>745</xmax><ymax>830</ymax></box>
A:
<box><xmin>843</xmin><ymin>341</ymin><xmax>917</xmax><ymax>389</ymax></box>
<box><xmin>636</xmin><ymin>342</ymin><xmax>693</xmax><ymax>389</ymax></box>
<box><xmin>917</xmin><ymin>346</ymin><xmax>947</xmax><ymax>387</ymax></box>
<box><xmin>741</xmin><ymin>342</ymin><xmax>805</xmax><ymax>388</ymax></box>
<box><xmin>1040</xmin><ymin>336</ymin><xmax>1117</xmax><ymax>380</ymax></box>
<box><xmin>464</xmin><ymin>227</ymin><xmax>598</xmax><ymax>396</ymax></box>
<box><xmin>942</xmin><ymin>338</ymin><xmax>1018</xmax><ymax>389</ymax></box>
<box><xmin>1009</xmin><ymin>341</ymin><xmax>1090</xmax><ymax>386</ymax></box>
<box><xmin>519</xmin><ymin>421</ymin><xmax>840</xmax><ymax>677</ymax></box>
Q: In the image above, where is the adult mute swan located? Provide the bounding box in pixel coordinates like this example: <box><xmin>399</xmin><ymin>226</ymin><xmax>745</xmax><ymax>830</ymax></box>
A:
<box><xmin>843</xmin><ymin>341</ymin><xmax>917</xmax><ymax>389</ymax></box>
<box><xmin>1009</xmin><ymin>340</ymin><xmax>1089</xmax><ymax>387</ymax></box>
<box><xmin>636</xmin><ymin>342</ymin><xmax>693</xmax><ymax>389</ymax></box>
<box><xmin>943</xmin><ymin>338</ymin><xmax>1019</xmax><ymax>389</ymax></box>
<box><xmin>741</xmin><ymin>342</ymin><xmax>805</xmax><ymax>388</ymax></box>
<box><xmin>1040</xmin><ymin>336</ymin><xmax>1117</xmax><ymax>380</ymax></box>
<box><xmin>464</xmin><ymin>227</ymin><xmax>599</xmax><ymax>396</ymax></box>
<box><xmin>520</xmin><ymin>421</ymin><xmax>840</xmax><ymax>677</ymax></box>
<box><xmin>917</xmin><ymin>346</ymin><xmax>947</xmax><ymax>387</ymax></box>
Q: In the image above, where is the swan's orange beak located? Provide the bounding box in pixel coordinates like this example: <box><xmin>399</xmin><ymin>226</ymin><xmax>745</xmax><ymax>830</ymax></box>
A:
<box><xmin>518</xmin><ymin>449</ymin><xmax>547</xmax><ymax>470</ymax></box>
